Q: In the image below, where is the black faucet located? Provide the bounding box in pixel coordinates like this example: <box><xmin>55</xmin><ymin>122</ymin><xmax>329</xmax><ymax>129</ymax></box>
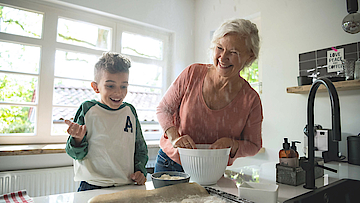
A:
<box><xmin>301</xmin><ymin>77</ymin><xmax>341</xmax><ymax>189</ymax></box>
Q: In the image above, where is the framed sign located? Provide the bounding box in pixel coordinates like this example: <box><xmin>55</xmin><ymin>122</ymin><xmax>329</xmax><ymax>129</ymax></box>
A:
<box><xmin>327</xmin><ymin>48</ymin><xmax>344</xmax><ymax>73</ymax></box>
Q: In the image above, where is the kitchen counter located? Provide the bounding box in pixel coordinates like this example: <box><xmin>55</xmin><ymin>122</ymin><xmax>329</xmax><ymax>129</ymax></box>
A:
<box><xmin>226</xmin><ymin>161</ymin><xmax>360</xmax><ymax>202</ymax></box>
<box><xmin>32</xmin><ymin>176</ymin><xmax>238</xmax><ymax>203</ymax></box>
<box><xmin>32</xmin><ymin>161</ymin><xmax>360</xmax><ymax>203</ymax></box>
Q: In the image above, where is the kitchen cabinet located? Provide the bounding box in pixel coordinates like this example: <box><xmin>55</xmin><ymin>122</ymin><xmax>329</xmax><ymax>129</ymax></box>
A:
<box><xmin>286</xmin><ymin>79</ymin><xmax>360</xmax><ymax>94</ymax></box>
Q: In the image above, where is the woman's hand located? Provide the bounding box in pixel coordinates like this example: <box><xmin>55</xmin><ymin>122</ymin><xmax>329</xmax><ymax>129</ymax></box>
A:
<box><xmin>210</xmin><ymin>137</ymin><xmax>239</xmax><ymax>157</ymax></box>
<box><xmin>166</xmin><ymin>127</ymin><xmax>196</xmax><ymax>149</ymax></box>
<box><xmin>131</xmin><ymin>171</ymin><xmax>147</xmax><ymax>185</ymax></box>
<box><xmin>172</xmin><ymin>135</ymin><xmax>196</xmax><ymax>149</ymax></box>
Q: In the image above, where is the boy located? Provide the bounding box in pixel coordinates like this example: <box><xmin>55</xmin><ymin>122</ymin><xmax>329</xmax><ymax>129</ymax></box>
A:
<box><xmin>65</xmin><ymin>52</ymin><xmax>148</xmax><ymax>191</ymax></box>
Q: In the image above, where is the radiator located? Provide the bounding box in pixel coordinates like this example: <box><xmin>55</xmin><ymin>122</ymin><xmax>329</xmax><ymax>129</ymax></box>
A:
<box><xmin>0</xmin><ymin>166</ymin><xmax>79</xmax><ymax>197</ymax></box>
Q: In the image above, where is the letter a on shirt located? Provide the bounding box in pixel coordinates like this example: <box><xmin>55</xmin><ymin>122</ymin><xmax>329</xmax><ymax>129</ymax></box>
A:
<box><xmin>124</xmin><ymin>116</ymin><xmax>133</xmax><ymax>133</ymax></box>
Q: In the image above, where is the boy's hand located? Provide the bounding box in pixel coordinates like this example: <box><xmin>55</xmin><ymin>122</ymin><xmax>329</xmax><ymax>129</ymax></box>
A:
<box><xmin>65</xmin><ymin>120</ymin><xmax>86</xmax><ymax>144</ymax></box>
<box><xmin>131</xmin><ymin>171</ymin><xmax>146</xmax><ymax>185</ymax></box>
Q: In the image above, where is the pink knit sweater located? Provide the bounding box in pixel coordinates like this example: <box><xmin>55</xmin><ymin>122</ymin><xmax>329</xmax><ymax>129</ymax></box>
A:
<box><xmin>157</xmin><ymin>63</ymin><xmax>263</xmax><ymax>165</ymax></box>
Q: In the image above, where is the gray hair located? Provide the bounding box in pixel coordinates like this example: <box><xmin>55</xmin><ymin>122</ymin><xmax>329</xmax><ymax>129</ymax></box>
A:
<box><xmin>210</xmin><ymin>18</ymin><xmax>260</xmax><ymax>67</ymax></box>
<box><xmin>94</xmin><ymin>52</ymin><xmax>131</xmax><ymax>82</ymax></box>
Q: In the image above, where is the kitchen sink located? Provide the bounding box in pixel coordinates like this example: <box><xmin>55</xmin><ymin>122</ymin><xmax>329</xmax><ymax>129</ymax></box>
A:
<box><xmin>284</xmin><ymin>179</ymin><xmax>360</xmax><ymax>203</ymax></box>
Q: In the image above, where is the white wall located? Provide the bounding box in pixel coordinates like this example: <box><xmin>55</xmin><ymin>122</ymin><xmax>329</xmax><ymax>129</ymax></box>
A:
<box><xmin>194</xmin><ymin>0</ymin><xmax>360</xmax><ymax>167</ymax></box>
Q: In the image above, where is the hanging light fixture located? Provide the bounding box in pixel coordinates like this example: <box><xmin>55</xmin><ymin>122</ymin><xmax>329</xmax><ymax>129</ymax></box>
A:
<box><xmin>342</xmin><ymin>0</ymin><xmax>360</xmax><ymax>34</ymax></box>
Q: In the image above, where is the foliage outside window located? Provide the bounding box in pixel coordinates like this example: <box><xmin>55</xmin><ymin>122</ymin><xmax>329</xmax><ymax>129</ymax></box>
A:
<box><xmin>57</xmin><ymin>18</ymin><xmax>111</xmax><ymax>50</ymax></box>
<box><xmin>240</xmin><ymin>60</ymin><xmax>261</xmax><ymax>93</ymax></box>
<box><xmin>0</xmin><ymin>5</ymin><xmax>43</xmax><ymax>38</ymax></box>
<box><xmin>0</xmin><ymin>42</ymin><xmax>40</xmax><ymax>135</ymax></box>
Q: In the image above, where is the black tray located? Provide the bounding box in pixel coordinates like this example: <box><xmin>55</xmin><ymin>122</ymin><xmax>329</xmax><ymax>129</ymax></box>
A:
<box><xmin>205</xmin><ymin>187</ymin><xmax>254</xmax><ymax>203</ymax></box>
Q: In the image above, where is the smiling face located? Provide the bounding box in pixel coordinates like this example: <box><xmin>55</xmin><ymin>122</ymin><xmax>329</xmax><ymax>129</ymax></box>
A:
<box><xmin>213</xmin><ymin>33</ymin><xmax>254</xmax><ymax>78</ymax></box>
<box><xmin>91</xmin><ymin>70</ymin><xmax>129</xmax><ymax>109</ymax></box>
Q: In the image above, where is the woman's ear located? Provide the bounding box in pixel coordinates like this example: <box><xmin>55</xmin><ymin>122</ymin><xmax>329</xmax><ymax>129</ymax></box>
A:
<box><xmin>91</xmin><ymin>81</ymin><xmax>99</xmax><ymax>93</ymax></box>
<box><xmin>246</xmin><ymin>52</ymin><xmax>256</xmax><ymax>66</ymax></box>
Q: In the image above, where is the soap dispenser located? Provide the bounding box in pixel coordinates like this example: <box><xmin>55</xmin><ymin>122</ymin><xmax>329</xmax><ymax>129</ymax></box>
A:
<box><xmin>291</xmin><ymin>141</ymin><xmax>301</xmax><ymax>167</ymax></box>
<box><xmin>291</xmin><ymin>141</ymin><xmax>301</xmax><ymax>158</ymax></box>
<box><xmin>279</xmin><ymin>138</ymin><xmax>297</xmax><ymax>167</ymax></box>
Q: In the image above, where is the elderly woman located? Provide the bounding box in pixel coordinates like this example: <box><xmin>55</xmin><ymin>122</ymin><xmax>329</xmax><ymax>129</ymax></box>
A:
<box><xmin>154</xmin><ymin>18</ymin><xmax>263</xmax><ymax>173</ymax></box>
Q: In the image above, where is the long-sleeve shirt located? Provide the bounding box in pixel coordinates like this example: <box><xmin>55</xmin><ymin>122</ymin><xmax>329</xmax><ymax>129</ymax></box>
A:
<box><xmin>65</xmin><ymin>100</ymin><xmax>148</xmax><ymax>187</ymax></box>
<box><xmin>157</xmin><ymin>63</ymin><xmax>263</xmax><ymax>166</ymax></box>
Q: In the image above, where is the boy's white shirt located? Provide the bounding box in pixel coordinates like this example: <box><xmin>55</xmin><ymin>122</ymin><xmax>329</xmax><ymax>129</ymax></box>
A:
<box><xmin>73</xmin><ymin>103</ymin><xmax>135</xmax><ymax>186</ymax></box>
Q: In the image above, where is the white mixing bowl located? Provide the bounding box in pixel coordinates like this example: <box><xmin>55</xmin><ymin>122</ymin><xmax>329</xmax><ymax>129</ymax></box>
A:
<box><xmin>178</xmin><ymin>144</ymin><xmax>231</xmax><ymax>185</ymax></box>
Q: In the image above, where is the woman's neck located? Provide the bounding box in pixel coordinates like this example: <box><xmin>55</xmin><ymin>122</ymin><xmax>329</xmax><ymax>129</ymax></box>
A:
<box><xmin>208</xmin><ymin>67</ymin><xmax>244</xmax><ymax>93</ymax></box>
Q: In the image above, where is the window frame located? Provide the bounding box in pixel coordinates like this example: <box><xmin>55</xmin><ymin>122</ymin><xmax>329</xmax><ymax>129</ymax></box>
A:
<box><xmin>116</xmin><ymin>23</ymin><xmax>168</xmax><ymax>140</ymax></box>
<box><xmin>0</xmin><ymin>0</ymin><xmax>170</xmax><ymax>144</ymax></box>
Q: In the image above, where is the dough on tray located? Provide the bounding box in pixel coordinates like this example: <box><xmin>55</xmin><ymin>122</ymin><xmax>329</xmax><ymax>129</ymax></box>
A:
<box><xmin>88</xmin><ymin>182</ymin><xmax>218</xmax><ymax>203</ymax></box>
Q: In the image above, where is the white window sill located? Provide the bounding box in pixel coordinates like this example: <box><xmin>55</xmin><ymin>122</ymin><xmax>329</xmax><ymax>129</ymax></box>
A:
<box><xmin>0</xmin><ymin>142</ymin><xmax>264</xmax><ymax>157</ymax></box>
<box><xmin>0</xmin><ymin>140</ymin><xmax>160</xmax><ymax>156</ymax></box>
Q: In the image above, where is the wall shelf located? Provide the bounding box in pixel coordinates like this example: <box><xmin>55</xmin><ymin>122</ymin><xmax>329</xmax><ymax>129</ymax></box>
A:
<box><xmin>286</xmin><ymin>79</ymin><xmax>360</xmax><ymax>94</ymax></box>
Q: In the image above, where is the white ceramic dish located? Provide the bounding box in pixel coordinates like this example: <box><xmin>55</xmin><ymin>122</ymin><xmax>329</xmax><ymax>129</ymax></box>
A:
<box><xmin>178</xmin><ymin>144</ymin><xmax>230</xmax><ymax>185</ymax></box>
<box><xmin>238</xmin><ymin>182</ymin><xmax>279</xmax><ymax>203</ymax></box>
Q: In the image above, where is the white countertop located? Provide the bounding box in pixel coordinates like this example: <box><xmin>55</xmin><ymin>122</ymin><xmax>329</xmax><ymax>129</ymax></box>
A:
<box><xmin>226</xmin><ymin>161</ymin><xmax>360</xmax><ymax>203</ymax></box>
<box><xmin>32</xmin><ymin>161</ymin><xmax>360</xmax><ymax>203</ymax></box>
<box><xmin>32</xmin><ymin>176</ymin><xmax>238</xmax><ymax>203</ymax></box>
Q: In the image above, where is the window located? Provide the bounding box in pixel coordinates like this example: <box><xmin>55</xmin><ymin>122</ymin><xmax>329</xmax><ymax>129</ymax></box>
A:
<box><xmin>240</xmin><ymin>60</ymin><xmax>262</xmax><ymax>93</ymax></box>
<box><xmin>0</xmin><ymin>1</ymin><xmax>169</xmax><ymax>144</ymax></box>
<box><xmin>118</xmin><ymin>27</ymin><xmax>169</xmax><ymax>140</ymax></box>
<box><xmin>0</xmin><ymin>5</ymin><xmax>43</xmax><ymax>38</ymax></box>
<box><xmin>0</xmin><ymin>5</ymin><xmax>42</xmax><ymax>140</ymax></box>
<box><xmin>244</xmin><ymin>14</ymin><xmax>262</xmax><ymax>94</ymax></box>
<box><xmin>57</xmin><ymin>17</ymin><xmax>111</xmax><ymax>50</ymax></box>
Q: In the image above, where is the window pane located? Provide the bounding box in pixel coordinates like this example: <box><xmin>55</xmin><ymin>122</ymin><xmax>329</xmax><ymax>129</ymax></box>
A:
<box><xmin>136</xmin><ymin>109</ymin><xmax>157</xmax><ymax>122</ymax></box>
<box><xmin>124</xmin><ymin>86</ymin><xmax>161</xmax><ymax>122</ymax></box>
<box><xmin>121</xmin><ymin>32</ymin><xmax>163</xmax><ymax>60</ymax></box>
<box><xmin>0</xmin><ymin>73</ymin><xmax>37</xmax><ymax>103</ymax></box>
<box><xmin>52</xmin><ymin>107</ymin><xmax>77</xmax><ymax>135</ymax></box>
<box><xmin>0</xmin><ymin>41</ymin><xmax>40</xmax><ymax>74</ymax></box>
<box><xmin>0</xmin><ymin>105</ymin><xmax>35</xmax><ymax>134</ymax></box>
<box><xmin>240</xmin><ymin>60</ymin><xmax>259</xmax><ymax>83</ymax></box>
<box><xmin>129</xmin><ymin>62</ymin><xmax>162</xmax><ymax>87</ymax></box>
<box><xmin>57</xmin><ymin>18</ymin><xmax>111</xmax><ymax>50</ymax></box>
<box><xmin>53</xmin><ymin>78</ymin><xmax>97</xmax><ymax>106</ymax></box>
<box><xmin>0</xmin><ymin>5</ymin><xmax>43</xmax><ymax>38</ymax></box>
<box><xmin>54</xmin><ymin>50</ymin><xmax>98</xmax><ymax>80</ymax></box>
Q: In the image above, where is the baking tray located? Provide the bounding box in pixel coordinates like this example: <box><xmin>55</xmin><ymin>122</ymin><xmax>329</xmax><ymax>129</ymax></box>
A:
<box><xmin>205</xmin><ymin>187</ymin><xmax>254</xmax><ymax>203</ymax></box>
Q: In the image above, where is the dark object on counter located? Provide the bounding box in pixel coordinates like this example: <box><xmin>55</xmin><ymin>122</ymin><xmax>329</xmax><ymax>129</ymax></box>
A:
<box><xmin>276</xmin><ymin>164</ymin><xmax>305</xmax><ymax>186</ymax></box>
<box><xmin>204</xmin><ymin>187</ymin><xmax>254</xmax><ymax>203</ymax></box>
<box><xmin>327</xmin><ymin>76</ymin><xmax>346</xmax><ymax>82</ymax></box>
<box><xmin>319</xmin><ymin>129</ymin><xmax>340</xmax><ymax>163</ymax></box>
<box><xmin>347</xmin><ymin>134</ymin><xmax>360</xmax><ymax>166</ymax></box>
<box><xmin>276</xmin><ymin>157</ymin><xmax>324</xmax><ymax>186</ymax></box>
<box><xmin>151</xmin><ymin>171</ymin><xmax>190</xmax><ymax>189</ymax></box>
<box><xmin>302</xmin><ymin>78</ymin><xmax>340</xmax><ymax>189</ymax></box>
<box><xmin>297</xmin><ymin>76</ymin><xmax>312</xmax><ymax>86</ymax></box>
<box><xmin>284</xmin><ymin>179</ymin><xmax>360</xmax><ymax>203</ymax></box>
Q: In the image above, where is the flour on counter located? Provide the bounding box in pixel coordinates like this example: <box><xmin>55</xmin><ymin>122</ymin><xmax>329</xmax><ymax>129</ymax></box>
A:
<box><xmin>159</xmin><ymin>195</ymin><xmax>227</xmax><ymax>203</ymax></box>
